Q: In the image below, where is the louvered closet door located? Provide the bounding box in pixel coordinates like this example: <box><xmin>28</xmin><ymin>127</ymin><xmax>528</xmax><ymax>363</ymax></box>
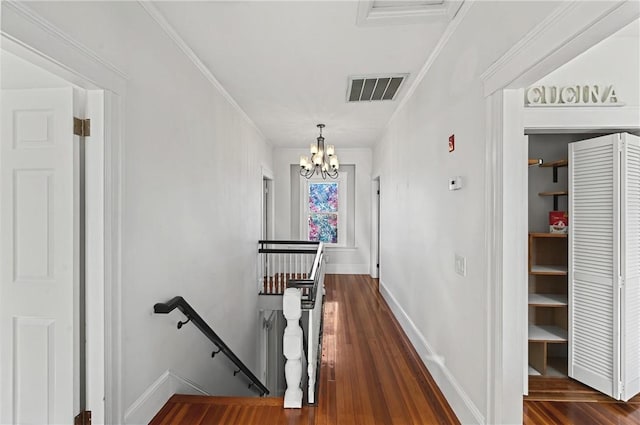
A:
<box><xmin>569</xmin><ymin>134</ymin><xmax>620</xmax><ymax>399</ymax></box>
<box><xmin>621</xmin><ymin>133</ymin><xmax>640</xmax><ymax>401</ymax></box>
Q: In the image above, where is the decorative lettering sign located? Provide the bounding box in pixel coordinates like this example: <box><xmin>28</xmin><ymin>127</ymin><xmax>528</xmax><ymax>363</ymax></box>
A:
<box><xmin>524</xmin><ymin>84</ymin><xmax>623</xmax><ymax>107</ymax></box>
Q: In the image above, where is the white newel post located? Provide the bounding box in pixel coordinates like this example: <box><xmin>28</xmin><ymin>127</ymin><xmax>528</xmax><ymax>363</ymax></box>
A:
<box><xmin>283</xmin><ymin>287</ymin><xmax>303</xmax><ymax>408</ymax></box>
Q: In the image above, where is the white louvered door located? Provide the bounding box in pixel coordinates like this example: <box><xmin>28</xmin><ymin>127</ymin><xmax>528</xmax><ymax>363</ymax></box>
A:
<box><xmin>569</xmin><ymin>133</ymin><xmax>640</xmax><ymax>401</ymax></box>
<box><xmin>569</xmin><ymin>134</ymin><xmax>619</xmax><ymax>399</ymax></box>
<box><xmin>621</xmin><ymin>133</ymin><xmax>640</xmax><ymax>401</ymax></box>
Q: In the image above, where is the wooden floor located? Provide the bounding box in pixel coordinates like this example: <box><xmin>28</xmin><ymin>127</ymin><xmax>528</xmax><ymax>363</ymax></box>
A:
<box><xmin>150</xmin><ymin>274</ymin><xmax>460</xmax><ymax>425</ymax></box>
<box><xmin>524</xmin><ymin>376</ymin><xmax>640</xmax><ymax>424</ymax></box>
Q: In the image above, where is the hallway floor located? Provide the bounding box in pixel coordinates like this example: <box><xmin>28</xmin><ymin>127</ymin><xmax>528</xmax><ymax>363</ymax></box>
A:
<box><xmin>150</xmin><ymin>274</ymin><xmax>459</xmax><ymax>425</ymax></box>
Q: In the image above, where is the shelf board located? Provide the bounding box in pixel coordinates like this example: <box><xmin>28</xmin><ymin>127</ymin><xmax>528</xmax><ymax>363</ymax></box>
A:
<box><xmin>529</xmin><ymin>293</ymin><xmax>568</xmax><ymax>307</ymax></box>
<box><xmin>538</xmin><ymin>191</ymin><xmax>568</xmax><ymax>197</ymax></box>
<box><xmin>529</xmin><ymin>324</ymin><xmax>568</xmax><ymax>342</ymax></box>
<box><xmin>529</xmin><ymin>232</ymin><xmax>568</xmax><ymax>239</ymax></box>
<box><xmin>530</xmin><ymin>265</ymin><xmax>568</xmax><ymax>275</ymax></box>
<box><xmin>540</xmin><ymin>159</ymin><xmax>568</xmax><ymax>168</ymax></box>
<box><xmin>529</xmin><ymin>158</ymin><xmax>543</xmax><ymax>166</ymax></box>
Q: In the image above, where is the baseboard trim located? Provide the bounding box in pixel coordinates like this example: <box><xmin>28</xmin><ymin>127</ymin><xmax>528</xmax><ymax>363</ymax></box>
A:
<box><xmin>379</xmin><ymin>280</ymin><xmax>485</xmax><ymax>425</ymax></box>
<box><xmin>124</xmin><ymin>370</ymin><xmax>209</xmax><ymax>424</ymax></box>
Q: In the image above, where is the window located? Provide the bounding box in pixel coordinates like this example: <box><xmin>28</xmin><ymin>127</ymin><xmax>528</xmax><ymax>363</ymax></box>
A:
<box><xmin>301</xmin><ymin>174</ymin><xmax>347</xmax><ymax>245</ymax></box>
<box><xmin>308</xmin><ymin>182</ymin><xmax>339</xmax><ymax>243</ymax></box>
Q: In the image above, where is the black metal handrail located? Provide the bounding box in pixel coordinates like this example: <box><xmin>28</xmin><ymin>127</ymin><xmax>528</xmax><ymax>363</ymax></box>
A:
<box><xmin>258</xmin><ymin>240</ymin><xmax>320</xmax><ymax>254</ymax></box>
<box><xmin>154</xmin><ymin>296</ymin><xmax>269</xmax><ymax>396</ymax></box>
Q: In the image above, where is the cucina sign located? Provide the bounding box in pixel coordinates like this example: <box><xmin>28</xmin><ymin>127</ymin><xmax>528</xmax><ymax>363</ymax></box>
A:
<box><xmin>525</xmin><ymin>84</ymin><xmax>622</xmax><ymax>107</ymax></box>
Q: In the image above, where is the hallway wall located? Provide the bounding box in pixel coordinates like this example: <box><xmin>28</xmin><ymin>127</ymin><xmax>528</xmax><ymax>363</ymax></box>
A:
<box><xmin>372</xmin><ymin>2</ymin><xmax>564</xmax><ymax>423</ymax></box>
<box><xmin>2</xmin><ymin>2</ymin><xmax>273</xmax><ymax>423</ymax></box>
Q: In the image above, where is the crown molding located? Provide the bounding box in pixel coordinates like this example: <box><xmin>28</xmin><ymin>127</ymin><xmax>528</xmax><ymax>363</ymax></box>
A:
<box><xmin>382</xmin><ymin>0</ymin><xmax>472</xmax><ymax>131</ymax></box>
<box><xmin>2</xmin><ymin>0</ymin><xmax>130</xmax><ymax>82</ymax></box>
<box><xmin>138</xmin><ymin>1</ymin><xmax>268</xmax><ymax>142</ymax></box>
<box><xmin>479</xmin><ymin>1</ymin><xmax>578</xmax><ymax>95</ymax></box>
<box><xmin>480</xmin><ymin>0</ymin><xmax>638</xmax><ymax>96</ymax></box>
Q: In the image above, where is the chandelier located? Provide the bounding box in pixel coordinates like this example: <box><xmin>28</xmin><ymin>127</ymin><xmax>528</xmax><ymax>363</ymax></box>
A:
<box><xmin>299</xmin><ymin>124</ymin><xmax>340</xmax><ymax>179</ymax></box>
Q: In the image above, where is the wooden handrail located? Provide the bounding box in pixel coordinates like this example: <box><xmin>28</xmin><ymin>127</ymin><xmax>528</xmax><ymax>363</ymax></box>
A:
<box><xmin>153</xmin><ymin>296</ymin><xmax>269</xmax><ymax>396</ymax></box>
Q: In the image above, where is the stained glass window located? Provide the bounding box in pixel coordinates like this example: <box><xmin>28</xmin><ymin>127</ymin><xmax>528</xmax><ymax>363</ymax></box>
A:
<box><xmin>308</xmin><ymin>182</ymin><xmax>338</xmax><ymax>243</ymax></box>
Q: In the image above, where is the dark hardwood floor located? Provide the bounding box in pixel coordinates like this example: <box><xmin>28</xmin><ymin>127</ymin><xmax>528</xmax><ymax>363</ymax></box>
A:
<box><xmin>150</xmin><ymin>274</ymin><xmax>640</xmax><ymax>425</ymax></box>
<box><xmin>149</xmin><ymin>274</ymin><xmax>459</xmax><ymax>425</ymax></box>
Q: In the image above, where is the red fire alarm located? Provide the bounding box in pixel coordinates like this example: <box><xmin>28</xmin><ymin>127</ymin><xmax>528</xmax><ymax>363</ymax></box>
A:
<box><xmin>448</xmin><ymin>134</ymin><xmax>455</xmax><ymax>152</ymax></box>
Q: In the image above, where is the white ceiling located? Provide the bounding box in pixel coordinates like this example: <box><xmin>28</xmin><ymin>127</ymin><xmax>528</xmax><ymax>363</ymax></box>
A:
<box><xmin>152</xmin><ymin>1</ymin><xmax>452</xmax><ymax>148</ymax></box>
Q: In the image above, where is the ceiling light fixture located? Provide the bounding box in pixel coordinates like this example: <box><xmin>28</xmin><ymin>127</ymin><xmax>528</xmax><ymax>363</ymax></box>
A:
<box><xmin>299</xmin><ymin>124</ymin><xmax>340</xmax><ymax>179</ymax></box>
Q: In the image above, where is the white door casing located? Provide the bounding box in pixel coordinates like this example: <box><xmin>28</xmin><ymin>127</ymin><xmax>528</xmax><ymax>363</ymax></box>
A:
<box><xmin>0</xmin><ymin>88</ymin><xmax>80</xmax><ymax>423</ymax></box>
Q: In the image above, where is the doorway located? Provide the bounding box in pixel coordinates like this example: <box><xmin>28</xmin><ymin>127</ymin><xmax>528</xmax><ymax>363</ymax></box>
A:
<box><xmin>371</xmin><ymin>177</ymin><xmax>380</xmax><ymax>279</ymax></box>
<box><xmin>0</xmin><ymin>48</ymin><xmax>106</xmax><ymax>423</ymax></box>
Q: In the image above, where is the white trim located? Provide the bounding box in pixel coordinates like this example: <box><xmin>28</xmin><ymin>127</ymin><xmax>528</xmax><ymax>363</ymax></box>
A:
<box><xmin>123</xmin><ymin>370</ymin><xmax>209</xmax><ymax>425</ymax></box>
<box><xmin>1</xmin><ymin>5</ymin><xmax>126</xmax><ymax>422</ymax></box>
<box><xmin>379</xmin><ymin>280</ymin><xmax>484</xmax><ymax>425</ymax></box>
<box><xmin>524</xmin><ymin>106</ymin><xmax>640</xmax><ymax>133</ymax></box>
<box><xmin>138</xmin><ymin>1</ymin><xmax>268</xmax><ymax>143</ymax></box>
<box><xmin>384</xmin><ymin>0</ymin><xmax>472</xmax><ymax>129</ymax></box>
<box><xmin>85</xmin><ymin>89</ymin><xmax>106</xmax><ymax>424</ymax></box>
<box><xmin>481</xmin><ymin>1</ymin><xmax>639</xmax><ymax>96</ymax></box>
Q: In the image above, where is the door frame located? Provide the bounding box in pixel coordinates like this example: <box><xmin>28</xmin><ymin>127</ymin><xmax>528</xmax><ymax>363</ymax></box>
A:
<box><xmin>482</xmin><ymin>1</ymin><xmax>639</xmax><ymax>423</ymax></box>
<box><xmin>1</xmin><ymin>3</ymin><xmax>126</xmax><ymax>422</ymax></box>
<box><xmin>370</xmin><ymin>176</ymin><xmax>380</xmax><ymax>279</ymax></box>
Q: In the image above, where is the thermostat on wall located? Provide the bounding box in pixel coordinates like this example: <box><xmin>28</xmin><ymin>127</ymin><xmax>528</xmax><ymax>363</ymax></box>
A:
<box><xmin>449</xmin><ymin>176</ymin><xmax>462</xmax><ymax>191</ymax></box>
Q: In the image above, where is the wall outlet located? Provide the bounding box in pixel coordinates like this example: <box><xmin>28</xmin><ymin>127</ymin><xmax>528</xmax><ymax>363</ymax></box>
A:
<box><xmin>455</xmin><ymin>254</ymin><xmax>466</xmax><ymax>276</ymax></box>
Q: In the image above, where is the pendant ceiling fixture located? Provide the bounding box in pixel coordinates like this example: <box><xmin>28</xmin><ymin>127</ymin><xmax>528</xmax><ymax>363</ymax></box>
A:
<box><xmin>299</xmin><ymin>124</ymin><xmax>339</xmax><ymax>179</ymax></box>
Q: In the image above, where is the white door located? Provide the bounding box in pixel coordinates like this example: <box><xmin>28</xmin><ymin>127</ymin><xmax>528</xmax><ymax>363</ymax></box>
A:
<box><xmin>0</xmin><ymin>88</ymin><xmax>80</xmax><ymax>424</ymax></box>
<box><xmin>569</xmin><ymin>133</ymin><xmax>640</xmax><ymax>401</ymax></box>
<box><xmin>621</xmin><ymin>133</ymin><xmax>640</xmax><ymax>401</ymax></box>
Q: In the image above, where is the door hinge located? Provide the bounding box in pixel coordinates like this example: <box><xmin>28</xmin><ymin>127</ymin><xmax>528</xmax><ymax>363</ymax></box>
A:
<box><xmin>377</xmin><ymin>190</ymin><xmax>380</xmax><ymax>195</ymax></box>
<box><xmin>74</xmin><ymin>410</ymin><xmax>91</xmax><ymax>425</ymax></box>
<box><xmin>376</xmin><ymin>263</ymin><xmax>379</xmax><ymax>268</ymax></box>
<box><xmin>73</xmin><ymin>117</ymin><xmax>91</xmax><ymax>137</ymax></box>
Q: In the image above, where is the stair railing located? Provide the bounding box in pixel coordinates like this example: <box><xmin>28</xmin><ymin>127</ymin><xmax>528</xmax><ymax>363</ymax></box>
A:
<box><xmin>283</xmin><ymin>242</ymin><xmax>325</xmax><ymax>408</ymax></box>
<box><xmin>154</xmin><ymin>296</ymin><xmax>269</xmax><ymax>396</ymax></box>
<box><xmin>258</xmin><ymin>240</ymin><xmax>320</xmax><ymax>294</ymax></box>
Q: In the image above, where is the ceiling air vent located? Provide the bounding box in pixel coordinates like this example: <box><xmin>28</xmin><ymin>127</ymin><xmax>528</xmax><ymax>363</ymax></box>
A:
<box><xmin>347</xmin><ymin>74</ymin><xmax>408</xmax><ymax>102</ymax></box>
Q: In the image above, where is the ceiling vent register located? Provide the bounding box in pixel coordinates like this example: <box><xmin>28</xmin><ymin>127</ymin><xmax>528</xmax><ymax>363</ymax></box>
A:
<box><xmin>347</xmin><ymin>75</ymin><xmax>407</xmax><ymax>102</ymax></box>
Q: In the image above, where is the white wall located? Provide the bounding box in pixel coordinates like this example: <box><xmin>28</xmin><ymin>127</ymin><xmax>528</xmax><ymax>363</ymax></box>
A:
<box><xmin>2</xmin><ymin>2</ymin><xmax>273</xmax><ymax>422</ymax></box>
<box><xmin>273</xmin><ymin>147</ymin><xmax>372</xmax><ymax>274</ymax></box>
<box><xmin>372</xmin><ymin>2</ymin><xmax>564</xmax><ymax>423</ymax></box>
<box><xmin>535</xmin><ymin>19</ymin><xmax>639</xmax><ymax>107</ymax></box>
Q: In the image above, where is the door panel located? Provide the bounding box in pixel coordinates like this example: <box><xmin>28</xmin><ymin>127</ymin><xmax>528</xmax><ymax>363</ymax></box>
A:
<box><xmin>1</xmin><ymin>88</ymin><xmax>78</xmax><ymax>424</ymax></box>
<box><xmin>569</xmin><ymin>134</ymin><xmax>619</xmax><ymax>399</ymax></box>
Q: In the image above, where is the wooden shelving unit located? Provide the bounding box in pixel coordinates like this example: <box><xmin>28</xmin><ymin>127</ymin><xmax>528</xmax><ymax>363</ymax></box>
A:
<box><xmin>528</xmin><ymin>232</ymin><xmax>569</xmax><ymax>377</ymax></box>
